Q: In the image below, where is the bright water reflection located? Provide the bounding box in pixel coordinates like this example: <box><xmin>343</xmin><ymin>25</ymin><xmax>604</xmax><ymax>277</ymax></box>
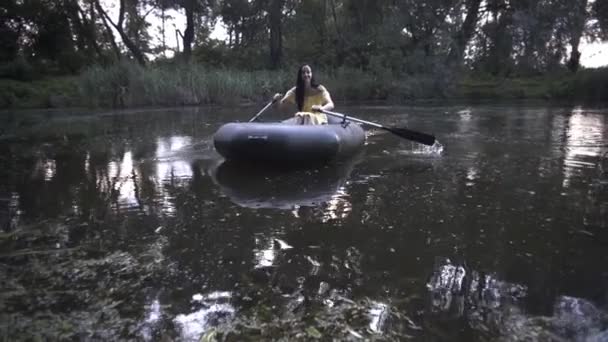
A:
<box><xmin>0</xmin><ymin>104</ymin><xmax>607</xmax><ymax>340</ymax></box>
<box><xmin>563</xmin><ymin>109</ymin><xmax>606</xmax><ymax>187</ymax></box>
<box><xmin>155</xmin><ymin>136</ymin><xmax>194</xmax><ymax>181</ymax></box>
<box><xmin>174</xmin><ymin>291</ymin><xmax>235</xmax><ymax>341</ymax></box>
<box><xmin>427</xmin><ymin>258</ymin><xmax>608</xmax><ymax>341</ymax></box>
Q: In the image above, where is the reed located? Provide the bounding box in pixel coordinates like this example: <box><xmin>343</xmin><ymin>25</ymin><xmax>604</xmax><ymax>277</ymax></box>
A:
<box><xmin>78</xmin><ymin>61</ymin><xmax>292</xmax><ymax>107</ymax></box>
<box><xmin>77</xmin><ymin>61</ymin><xmax>460</xmax><ymax>108</ymax></box>
<box><xmin>551</xmin><ymin>67</ymin><xmax>608</xmax><ymax>102</ymax></box>
<box><xmin>4</xmin><ymin>62</ymin><xmax>606</xmax><ymax>109</ymax></box>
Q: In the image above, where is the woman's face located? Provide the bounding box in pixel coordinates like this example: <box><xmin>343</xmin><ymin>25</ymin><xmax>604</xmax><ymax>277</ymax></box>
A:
<box><xmin>301</xmin><ymin>65</ymin><xmax>312</xmax><ymax>85</ymax></box>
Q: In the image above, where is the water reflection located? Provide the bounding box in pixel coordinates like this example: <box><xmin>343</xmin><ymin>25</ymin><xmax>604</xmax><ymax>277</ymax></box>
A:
<box><xmin>562</xmin><ymin>109</ymin><xmax>606</xmax><ymax>188</ymax></box>
<box><xmin>153</xmin><ymin>136</ymin><xmax>196</xmax><ymax>215</ymax></box>
<box><xmin>465</xmin><ymin>166</ymin><xmax>479</xmax><ymax>187</ymax></box>
<box><xmin>107</xmin><ymin>151</ymin><xmax>138</xmax><ymax>207</ymax></box>
<box><xmin>369</xmin><ymin>301</ymin><xmax>389</xmax><ymax>333</ymax></box>
<box><xmin>0</xmin><ymin>192</ymin><xmax>20</xmax><ymax>231</ymax></box>
<box><xmin>33</xmin><ymin>158</ymin><xmax>57</xmax><ymax>181</ymax></box>
<box><xmin>429</xmin><ymin>260</ymin><xmax>527</xmax><ymax>316</ymax></box>
<box><xmin>174</xmin><ymin>291</ymin><xmax>235</xmax><ymax>341</ymax></box>
<box><xmin>209</xmin><ymin>155</ymin><xmax>360</xmax><ymax>215</ymax></box>
<box><xmin>2</xmin><ymin>105</ymin><xmax>608</xmax><ymax>341</ymax></box>
<box><xmin>427</xmin><ymin>258</ymin><xmax>608</xmax><ymax>340</ymax></box>
<box><xmin>155</xmin><ymin>136</ymin><xmax>194</xmax><ymax>181</ymax></box>
<box><xmin>319</xmin><ymin>187</ymin><xmax>351</xmax><ymax>222</ymax></box>
<box><xmin>140</xmin><ymin>298</ymin><xmax>162</xmax><ymax>341</ymax></box>
<box><xmin>254</xmin><ymin>234</ymin><xmax>277</xmax><ymax>268</ymax></box>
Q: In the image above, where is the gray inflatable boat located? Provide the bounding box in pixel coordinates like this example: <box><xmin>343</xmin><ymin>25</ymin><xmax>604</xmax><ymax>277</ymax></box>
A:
<box><xmin>213</xmin><ymin>116</ymin><xmax>365</xmax><ymax>164</ymax></box>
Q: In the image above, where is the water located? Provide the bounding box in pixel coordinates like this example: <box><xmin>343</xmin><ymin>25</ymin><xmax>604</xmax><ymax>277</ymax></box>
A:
<box><xmin>1</xmin><ymin>104</ymin><xmax>607</xmax><ymax>341</ymax></box>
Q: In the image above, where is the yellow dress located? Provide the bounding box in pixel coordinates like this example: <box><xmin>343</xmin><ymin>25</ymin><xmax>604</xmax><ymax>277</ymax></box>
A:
<box><xmin>284</xmin><ymin>86</ymin><xmax>330</xmax><ymax>125</ymax></box>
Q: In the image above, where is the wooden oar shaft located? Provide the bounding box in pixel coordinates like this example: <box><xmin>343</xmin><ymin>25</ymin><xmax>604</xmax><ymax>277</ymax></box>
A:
<box><xmin>249</xmin><ymin>101</ymin><xmax>274</xmax><ymax>122</ymax></box>
<box><xmin>321</xmin><ymin>109</ymin><xmax>383</xmax><ymax>129</ymax></box>
<box><xmin>321</xmin><ymin>109</ymin><xmax>436</xmax><ymax>146</ymax></box>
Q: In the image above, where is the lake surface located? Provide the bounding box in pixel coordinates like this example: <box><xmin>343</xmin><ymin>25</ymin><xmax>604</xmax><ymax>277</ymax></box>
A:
<box><xmin>1</xmin><ymin>104</ymin><xmax>607</xmax><ymax>341</ymax></box>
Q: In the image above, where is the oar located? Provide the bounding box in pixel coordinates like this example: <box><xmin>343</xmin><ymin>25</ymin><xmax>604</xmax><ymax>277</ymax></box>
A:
<box><xmin>248</xmin><ymin>100</ymin><xmax>275</xmax><ymax>122</ymax></box>
<box><xmin>319</xmin><ymin>109</ymin><xmax>436</xmax><ymax>146</ymax></box>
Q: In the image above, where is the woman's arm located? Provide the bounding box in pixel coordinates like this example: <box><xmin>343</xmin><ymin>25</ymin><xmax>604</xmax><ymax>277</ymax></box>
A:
<box><xmin>312</xmin><ymin>85</ymin><xmax>334</xmax><ymax>111</ymax></box>
<box><xmin>273</xmin><ymin>87</ymin><xmax>295</xmax><ymax>110</ymax></box>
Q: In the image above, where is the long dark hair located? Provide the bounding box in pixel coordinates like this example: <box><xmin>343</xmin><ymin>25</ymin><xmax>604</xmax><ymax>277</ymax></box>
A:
<box><xmin>295</xmin><ymin>64</ymin><xmax>319</xmax><ymax>111</ymax></box>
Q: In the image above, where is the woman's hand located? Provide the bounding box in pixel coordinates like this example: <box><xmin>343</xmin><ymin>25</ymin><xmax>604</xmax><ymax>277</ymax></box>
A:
<box><xmin>311</xmin><ymin>104</ymin><xmax>322</xmax><ymax>112</ymax></box>
<box><xmin>272</xmin><ymin>93</ymin><xmax>283</xmax><ymax>103</ymax></box>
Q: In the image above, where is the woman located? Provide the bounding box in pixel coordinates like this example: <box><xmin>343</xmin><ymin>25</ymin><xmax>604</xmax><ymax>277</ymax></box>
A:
<box><xmin>273</xmin><ymin>64</ymin><xmax>334</xmax><ymax>125</ymax></box>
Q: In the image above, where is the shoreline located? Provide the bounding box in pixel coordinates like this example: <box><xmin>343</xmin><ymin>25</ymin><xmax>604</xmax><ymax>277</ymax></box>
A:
<box><xmin>2</xmin><ymin>67</ymin><xmax>607</xmax><ymax>111</ymax></box>
<box><xmin>2</xmin><ymin>99</ymin><xmax>606</xmax><ymax>118</ymax></box>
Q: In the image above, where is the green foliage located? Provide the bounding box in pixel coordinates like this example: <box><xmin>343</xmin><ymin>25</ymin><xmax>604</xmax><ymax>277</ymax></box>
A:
<box><xmin>2</xmin><ymin>0</ymin><xmax>608</xmax><ymax>108</ymax></box>
<box><xmin>0</xmin><ymin>77</ymin><xmax>78</xmax><ymax>109</ymax></box>
<box><xmin>1</xmin><ymin>0</ymin><xmax>606</xmax><ymax>77</ymax></box>
<box><xmin>0</xmin><ymin>58</ymin><xmax>38</xmax><ymax>81</ymax></box>
<box><xmin>456</xmin><ymin>75</ymin><xmax>555</xmax><ymax>100</ymax></box>
<box><xmin>2</xmin><ymin>62</ymin><xmax>607</xmax><ymax>110</ymax></box>
<box><xmin>78</xmin><ymin>61</ymin><xmax>292</xmax><ymax>108</ymax></box>
<box><xmin>594</xmin><ymin>0</ymin><xmax>608</xmax><ymax>37</ymax></box>
<box><xmin>551</xmin><ymin>67</ymin><xmax>608</xmax><ymax>101</ymax></box>
<box><xmin>75</xmin><ymin>61</ymin><xmax>463</xmax><ymax>108</ymax></box>
<box><xmin>3</xmin><ymin>63</ymin><xmax>606</xmax><ymax>110</ymax></box>
<box><xmin>455</xmin><ymin>68</ymin><xmax>608</xmax><ymax>102</ymax></box>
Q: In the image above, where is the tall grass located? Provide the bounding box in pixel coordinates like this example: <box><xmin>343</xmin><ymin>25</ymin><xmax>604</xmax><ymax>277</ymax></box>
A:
<box><xmin>0</xmin><ymin>76</ymin><xmax>78</xmax><ymax>108</ymax></box>
<box><xmin>3</xmin><ymin>61</ymin><xmax>605</xmax><ymax>109</ymax></box>
<box><xmin>550</xmin><ymin>67</ymin><xmax>608</xmax><ymax>102</ymax></box>
<box><xmin>78</xmin><ymin>61</ymin><xmax>292</xmax><ymax>107</ymax></box>
<box><xmin>455</xmin><ymin>67</ymin><xmax>608</xmax><ymax>102</ymax></box>
<box><xmin>77</xmin><ymin>61</ymin><xmax>451</xmax><ymax>108</ymax></box>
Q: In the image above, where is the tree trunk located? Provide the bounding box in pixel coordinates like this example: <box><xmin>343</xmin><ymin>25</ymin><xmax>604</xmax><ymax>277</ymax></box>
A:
<box><xmin>488</xmin><ymin>4</ymin><xmax>514</xmax><ymax>76</ymax></box>
<box><xmin>65</xmin><ymin>0</ymin><xmax>87</xmax><ymax>52</ymax></box>
<box><xmin>567</xmin><ymin>0</ymin><xmax>588</xmax><ymax>73</ymax></box>
<box><xmin>95</xmin><ymin>0</ymin><xmax>146</xmax><ymax>66</ymax></box>
<box><xmin>269</xmin><ymin>0</ymin><xmax>286</xmax><ymax>69</ymax></box>
<box><xmin>447</xmin><ymin>0</ymin><xmax>482</xmax><ymax>66</ymax></box>
<box><xmin>70</xmin><ymin>0</ymin><xmax>104</xmax><ymax>61</ymax></box>
<box><xmin>329</xmin><ymin>0</ymin><xmax>345</xmax><ymax>65</ymax></box>
<box><xmin>329</xmin><ymin>0</ymin><xmax>341</xmax><ymax>38</ymax></box>
<box><xmin>182</xmin><ymin>0</ymin><xmax>195</xmax><ymax>62</ymax></box>
<box><xmin>161</xmin><ymin>6</ymin><xmax>166</xmax><ymax>58</ymax></box>
<box><xmin>94</xmin><ymin>0</ymin><xmax>121</xmax><ymax>60</ymax></box>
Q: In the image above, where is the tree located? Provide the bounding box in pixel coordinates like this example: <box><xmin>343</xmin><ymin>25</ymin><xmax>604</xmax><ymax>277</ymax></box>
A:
<box><xmin>447</xmin><ymin>0</ymin><xmax>483</xmax><ymax>66</ymax></box>
<box><xmin>94</xmin><ymin>0</ymin><xmax>148</xmax><ymax>66</ymax></box>
<box><xmin>269</xmin><ymin>0</ymin><xmax>287</xmax><ymax>69</ymax></box>
<box><xmin>565</xmin><ymin>0</ymin><xmax>588</xmax><ymax>72</ymax></box>
<box><xmin>397</xmin><ymin>0</ymin><xmax>457</xmax><ymax>57</ymax></box>
<box><xmin>471</xmin><ymin>0</ymin><xmax>515</xmax><ymax>75</ymax></box>
<box><xmin>176</xmin><ymin>0</ymin><xmax>218</xmax><ymax>62</ymax></box>
<box><xmin>592</xmin><ymin>0</ymin><xmax>608</xmax><ymax>38</ymax></box>
<box><xmin>0</xmin><ymin>0</ymin><xmax>22</xmax><ymax>62</ymax></box>
<box><xmin>182</xmin><ymin>0</ymin><xmax>195</xmax><ymax>61</ymax></box>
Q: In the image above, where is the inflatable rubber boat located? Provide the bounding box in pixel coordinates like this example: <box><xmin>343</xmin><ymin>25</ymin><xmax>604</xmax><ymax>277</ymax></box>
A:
<box><xmin>213</xmin><ymin>116</ymin><xmax>365</xmax><ymax>164</ymax></box>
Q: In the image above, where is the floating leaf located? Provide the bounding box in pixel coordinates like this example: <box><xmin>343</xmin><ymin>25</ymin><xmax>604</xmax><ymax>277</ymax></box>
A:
<box><xmin>306</xmin><ymin>326</ymin><xmax>322</xmax><ymax>339</ymax></box>
<box><xmin>200</xmin><ymin>329</ymin><xmax>217</xmax><ymax>342</ymax></box>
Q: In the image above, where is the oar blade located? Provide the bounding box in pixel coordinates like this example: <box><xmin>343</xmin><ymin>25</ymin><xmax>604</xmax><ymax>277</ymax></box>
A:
<box><xmin>385</xmin><ymin>127</ymin><xmax>436</xmax><ymax>146</ymax></box>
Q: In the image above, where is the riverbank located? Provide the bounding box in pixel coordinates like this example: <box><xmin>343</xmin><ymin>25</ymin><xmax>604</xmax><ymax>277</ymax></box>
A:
<box><xmin>1</xmin><ymin>63</ymin><xmax>607</xmax><ymax>109</ymax></box>
<box><xmin>455</xmin><ymin>69</ymin><xmax>608</xmax><ymax>102</ymax></box>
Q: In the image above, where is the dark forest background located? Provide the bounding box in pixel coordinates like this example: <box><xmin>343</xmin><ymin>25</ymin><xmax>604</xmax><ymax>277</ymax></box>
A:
<box><xmin>2</xmin><ymin>0</ymin><xmax>608</xmax><ymax>108</ymax></box>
